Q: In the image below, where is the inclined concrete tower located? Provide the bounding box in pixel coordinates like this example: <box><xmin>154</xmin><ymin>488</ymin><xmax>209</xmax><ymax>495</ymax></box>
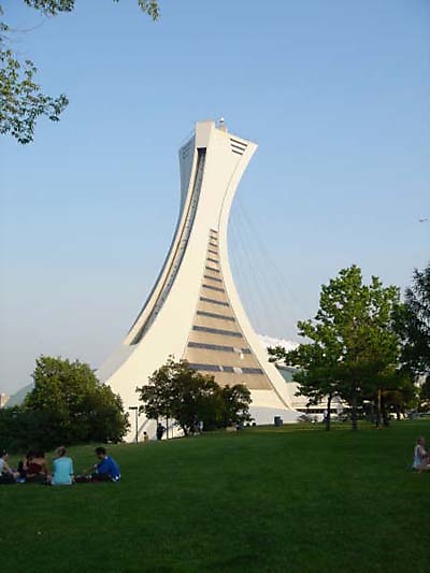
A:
<box><xmin>97</xmin><ymin>120</ymin><xmax>298</xmax><ymax>438</ymax></box>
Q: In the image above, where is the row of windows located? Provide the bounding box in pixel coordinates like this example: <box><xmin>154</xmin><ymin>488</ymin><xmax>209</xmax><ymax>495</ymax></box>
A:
<box><xmin>192</xmin><ymin>326</ymin><xmax>242</xmax><ymax>337</ymax></box>
<box><xmin>199</xmin><ymin>297</ymin><xmax>229</xmax><ymax>307</ymax></box>
<box><xmin>189</xmin><ymin>363</ymin><xmax>219</xmax><ymax>372</ymax></box>
<box><xmin>207</xmin><ymin>257</ymin><xmax>218</xmax><ymax>265</ymax></box>
<box><xmin>208</xmin><ymin>249</ymin><xmax>218</xmax><ymax>255</ymax></box>
<box><xmin>189</xmin><ymin>363</ymin><xmax>263</xmax><ymax>375</ymax></box>
<box><xmin>230</xmin><ymin>137</ymin><xmax>247</xmax><ymax>148</ymax></box>
<box><xmin>188</xmin><ymin>341</ymin><xmax>251</xmax><ymax>354</ymax></box>
<box><xmin>202</xmin><ymin>284</ymin><xmax>224</xmax><ymax>293</ymax></box>
<box><xmin>297</xmin><ymin>408</ymin><xmax>338</xmax><ymax>414</ymax></box>
<box><xmin>242</xmin><ymin>367</ymin><xmax>264</xmax><ymax>374</ymax></box>
<box><xmin>196</xmin><ymin>310</ymin><xmax>235</xmax><ymax>322</ymax></box>
<box><xmin>209</xmin><ymin>242</ymin><xmax>218</xmax><ymax>249</ymax></box>
<box><xmin>205</xmin><ymin>266</ymin><xmax>220</xmax><ymax>273</ymax></box>
<box><xmin>203</xmin><ymin>275</ymin><xmax>222</xmax><ymax>283</ymax></box>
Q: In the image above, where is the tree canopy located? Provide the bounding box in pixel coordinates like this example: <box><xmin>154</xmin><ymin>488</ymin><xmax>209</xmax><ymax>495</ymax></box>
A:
<box><xmin>0</xmin><ymin>356</ymin><xmax>129</xmax><ymax>451</ymax></box>
<box><xmin>395</xmin><ymin>262</ymin><xmax>430</xmax><ymax>376</ymax></box>
<box><xmin>137</xmin><ymin>357</ymin><xmax>252</xmax><ymax>436</ymax></box>
<box><xmin>0</xmin><ymin>1</ymin><xmax>159</xmax><ymax>143</ymax></box>
<box><xmin>270</xmin><ymin>265</ymin><xmax>405</xmax><ymax>430</ymax></box>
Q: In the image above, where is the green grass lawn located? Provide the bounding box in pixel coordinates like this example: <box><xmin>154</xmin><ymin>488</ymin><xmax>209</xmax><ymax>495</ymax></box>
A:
<box><xmin>1</xmin><ymin>421</ymin><xmax>429</xmax><ymax>573</ymax></box>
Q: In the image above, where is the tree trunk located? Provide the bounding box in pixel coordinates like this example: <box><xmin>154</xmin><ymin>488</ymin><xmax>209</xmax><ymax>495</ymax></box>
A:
<box><xmin>325</xmin><ymin>394</ymin><xmax>332</xmax><ymax>432</ymax></box>
<box><xmin>382</xmin><ymin>398</ymin><xmax>390</xmax><ymax>427</ymax></box>
<box><xmin>351</xmin><ymin>387</ymin><xmax>358</xmax><ymax>431</ymax></box>
<box><xmin>375</xmin><ymin>388</ymin><xmax>382</xmax><ymax>429</ymax></box>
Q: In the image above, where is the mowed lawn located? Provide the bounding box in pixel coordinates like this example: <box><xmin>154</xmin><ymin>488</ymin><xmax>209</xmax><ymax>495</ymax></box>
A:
<box><xmin>1</xmin><ymin>421</ymin><xmax>429</xmax><ymax>573</ymax></box>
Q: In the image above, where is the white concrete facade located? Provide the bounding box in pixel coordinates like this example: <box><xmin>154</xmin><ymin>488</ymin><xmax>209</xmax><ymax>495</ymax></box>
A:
<box><xmin>97</xmin><ymin>120</ymin><xmax>299</xmax><ymax>439</ymax></box>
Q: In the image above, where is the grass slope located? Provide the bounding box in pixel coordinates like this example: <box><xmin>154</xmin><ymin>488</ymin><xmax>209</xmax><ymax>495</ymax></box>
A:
<box><xmin>1</xmin><ymin>422</ymin><xmax>429</xmax><ymax>573</ymax></box>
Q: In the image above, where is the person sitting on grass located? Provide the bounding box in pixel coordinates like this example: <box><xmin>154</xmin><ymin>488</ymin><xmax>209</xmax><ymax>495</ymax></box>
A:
<box><xmin>413</xmin><ymin>437</ymin><xmax>430</xmax><ymax>472</ymax></box>
<box><xmin>26</xmin><ymin>451</ymin><xmax>50</xmax><ymax>484</ymax></box>
<box><xmin>50</xmin><ymin>446</ymin><xmax>74</xmax><ymax>486</ymax></box>
<box><xmin>75</xmin><ymin>447</ymin><xmax>121</xmax><ymax>483</ymax></box>
<box><xmin>92</xmin><ymin>447</ymin><xmax>121</xmax><ymax>482</ymax></box>
<box><xmin>17</xmin><ymin>450</ymin><xmax>36</xmax><ymax>482</ymax></box>
<box><xmin>0</xmin><ymin>450</ymin><xmax>18</xmax><ymax>484</ymax></box>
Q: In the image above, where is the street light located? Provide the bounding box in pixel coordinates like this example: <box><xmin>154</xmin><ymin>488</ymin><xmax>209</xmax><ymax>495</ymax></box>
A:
<box><xmin>128</xmin><ymin>406</ymin><xmax>139</xmax><ymax>443</ymax></box>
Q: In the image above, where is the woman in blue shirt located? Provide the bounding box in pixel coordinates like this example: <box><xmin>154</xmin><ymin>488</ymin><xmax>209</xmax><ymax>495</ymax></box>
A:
<box><xmin>51</xmin><ymin>446</ymin><xmax>74</xmax><ymax>485</ymax></box>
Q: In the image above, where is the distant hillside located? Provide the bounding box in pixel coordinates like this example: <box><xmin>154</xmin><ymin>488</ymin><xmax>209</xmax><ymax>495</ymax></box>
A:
<box><xmin>5</xmin><ymin>384</ymin><xmax>34</xmax><ymax>407</ymax></box>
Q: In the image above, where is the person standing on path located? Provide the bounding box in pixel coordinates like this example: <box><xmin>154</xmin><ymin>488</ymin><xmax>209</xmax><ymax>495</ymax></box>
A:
<box><xmin>156</xmin><ymin>423</ymin><xmax>166</xmax><ymax>441</ymax></box>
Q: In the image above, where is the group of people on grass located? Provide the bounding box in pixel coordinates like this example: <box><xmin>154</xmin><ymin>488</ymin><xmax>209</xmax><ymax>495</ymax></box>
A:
<box><xmin>0</xmin><ymin>446</ymin><xmax>120</xmax><ymax>485</ymax></box>
<box><xmin>2</xmin><ymin>437</ymin><xmax>428</xmax><ymax>483</ymax></box>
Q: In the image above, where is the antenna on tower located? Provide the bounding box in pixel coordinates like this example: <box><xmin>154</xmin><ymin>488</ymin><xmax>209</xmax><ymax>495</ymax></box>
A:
<box><xmin>218</xmin><ymin>117</ymin><xmax>227</xmax><ymax>131</ymax></box>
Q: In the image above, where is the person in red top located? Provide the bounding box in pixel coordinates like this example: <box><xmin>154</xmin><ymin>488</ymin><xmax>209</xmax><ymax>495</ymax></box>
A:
<box><xmin>26</xmin><ymin>451</ymin><xmax>50</xmax><ymax>483</ymax></box>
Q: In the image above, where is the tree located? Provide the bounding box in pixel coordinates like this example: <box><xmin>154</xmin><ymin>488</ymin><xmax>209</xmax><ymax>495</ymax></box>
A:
<box><xmin>381</xmin><ymin>373</ymin><xmax>418</xmax><ymax>419</ymax></box>
<box><xmin>22</xmin><ymin>355</ymin><xmax>129</xmax><ymax>448</ymax></box>
<box><xmin>420</xmin><ymin>376</ymin><xmax>430</xmax><ymax>411</ymax></box>
<box><xmin>137</xmin><ymin>357</ymin><xmax>220</xmax><ymax>436</ymax></box>
<box><xmin>219</xmin><ymin>384</ymin><xmax>252</xmax><ymax>429</ymax></box>
<box><xmin>0</xmin><ymin>405</ymin><xmax>50</xmax><ymax>452</ymax></box>
<box><xmin>0</xmin><ymin>1</ymin><xmax>159</xmax><ymax>143</ymax></box>
<box><xmin>270</xmin><ymin>344</ymin><xmax>339</xmax><ymax>431</ymax></box>
<box><xmin>270</xmin><ymin>265</ymin><xmax>402</xmax><ymax>431</ymax></box>
<box><xmin>137</xmin><ymin>357</ymin><xmax>253</xmax><ymax>435</ymax></box>
<box><xmin>395</xmin><ymin>262</ymin><xmax>430</xmax><ymax>376</ymax></box>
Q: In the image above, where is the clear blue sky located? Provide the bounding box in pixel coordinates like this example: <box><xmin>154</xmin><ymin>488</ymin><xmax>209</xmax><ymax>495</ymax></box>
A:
<box><xmin>1</xmin><ymin>0</ymin><xmax>429</xmax><ymax>394</ymax></box>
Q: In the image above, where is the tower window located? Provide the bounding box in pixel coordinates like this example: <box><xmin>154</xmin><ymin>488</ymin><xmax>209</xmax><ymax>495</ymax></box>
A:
<box><xmin>192</xmin><ymin>326</ymin><xmax>242</xmax><ymax>337</ymax></box>
<box><xmin>202</xmin><ymin>284</ymin><xmax>224</xmax><ymax>293</ymax></box>
<box><xmin>199</xmin><ymin>297</ymin><xmax>229</xmax><ymax>307</ymax></box>
<box><xmin>197</xmin><ymin>311</ymin><xmax>235</xmax><ymax>322</ymax></box>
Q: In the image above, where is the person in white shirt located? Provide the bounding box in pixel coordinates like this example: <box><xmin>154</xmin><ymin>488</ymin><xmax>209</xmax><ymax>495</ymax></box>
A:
<box><xmin>413</xmin><ymin>437</ymin><xmax>429</xmax><ymax>472</ymax></box>
<box><xmin>0</xmin><ymin>450</ymin><xmax>18</xmax><ymax>484</ymax></box>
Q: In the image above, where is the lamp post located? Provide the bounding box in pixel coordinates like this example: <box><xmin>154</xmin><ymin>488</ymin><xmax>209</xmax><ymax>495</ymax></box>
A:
<box><xmin>129</xmin><ymin>406</ymin><xmax>139</xmax><ymax>443</ymax></box>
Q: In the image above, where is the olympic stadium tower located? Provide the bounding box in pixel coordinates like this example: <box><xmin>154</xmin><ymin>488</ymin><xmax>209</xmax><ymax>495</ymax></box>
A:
<box><xmin>97</xmin><ymin>120</ymin><xmax>298</xmax><ymax>439</ymax></box>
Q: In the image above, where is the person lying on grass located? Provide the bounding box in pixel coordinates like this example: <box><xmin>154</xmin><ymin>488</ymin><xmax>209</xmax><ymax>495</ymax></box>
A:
<box><xmin>0</xmin><ymin>450</ymin><xmax>19</xmax><ymax>484</ymax></box>
<box><xmin>413</xmin><ymin>437</ymin><xmax>430</xmax><ymax>472</ymax></box>
<box><xmin>76</xmin><ymin>447</ymin><xmax>121</xmax><ymax>482</ymax></box>
<box><xmin>50</xmin><ymin>446</ymin><xmax>74</xmax><ymax>486</ymax></box>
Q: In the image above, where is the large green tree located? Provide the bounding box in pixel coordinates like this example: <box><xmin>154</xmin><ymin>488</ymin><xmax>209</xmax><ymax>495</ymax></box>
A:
<box><xmin>395</xmin><ymin>262</ymin><xmax>430</xmax><ymax>376</ymax></box>
<box><xmin>219</xmin><ymin>384</ymin><xmax>252</xmax><ymax>429</ymax></box>
<box><xmin>23</xmin><ymin>355</ymin><xmax>129</xmax><ymax>447</ymax></box>
<box><xmin>137</xmin><ymin>357</ymin><xmax>252</xmax><ymax>436</ymax></box>
<box><xmin>0</xmin><ymin>1</ymin><xmax>159</xmax><ymax>143</ymax></box>
<box><xmin>137</xmin><ymin>357</ymin><xmax>221</xmax><ymax>436</ymax></box>
<box><xmin>270</xmin><ymin>265</ymin><xmax>402</xmax><ymax>430</ymax></box>
<box><xmin>420</xmin><ymin>376</ymin><xmax>430</xmax><ymax>410</ymax></box>
<box><xmin>270</xmin><ymin>344</ymin><xmax>340</xmax><ymax>431</ymax></box>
